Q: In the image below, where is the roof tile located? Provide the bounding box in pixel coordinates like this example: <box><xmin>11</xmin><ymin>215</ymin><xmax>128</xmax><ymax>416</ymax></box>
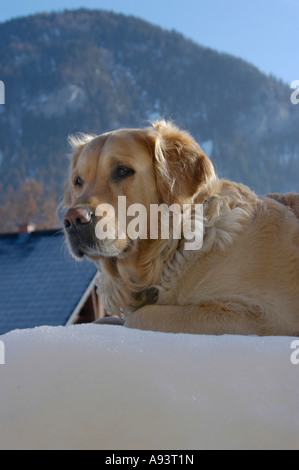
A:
<box><xmin>0</xmin><ymin>230</ymin><xmax>97</xmax><ymax>334</ymax></box>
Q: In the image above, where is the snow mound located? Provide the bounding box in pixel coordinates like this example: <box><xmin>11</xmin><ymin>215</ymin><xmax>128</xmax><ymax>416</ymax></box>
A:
<box><xmin>0</xmin><ymin>325</ymin><xmax>298</xmax><ymax>450</ymax></box>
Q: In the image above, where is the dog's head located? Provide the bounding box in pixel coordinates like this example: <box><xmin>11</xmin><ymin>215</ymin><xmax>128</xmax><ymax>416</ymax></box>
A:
<box><xmin>62</xmin><ymin>121</ymin><xmax>216</xmax><ymax>261</ymax></box>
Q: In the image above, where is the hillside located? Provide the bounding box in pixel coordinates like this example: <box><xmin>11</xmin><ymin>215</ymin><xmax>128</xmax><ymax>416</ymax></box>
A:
<box><xmin>0</xmin><ymin>9</ymin><xmax>298</xmax><ymax>231</ymax></box>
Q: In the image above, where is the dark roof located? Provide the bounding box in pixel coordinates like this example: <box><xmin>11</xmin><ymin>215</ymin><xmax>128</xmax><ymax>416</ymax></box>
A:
<box><xmin>0</xmin><ymin>229</ymin><xmax>97</xmax><ymax>335</ymax></box>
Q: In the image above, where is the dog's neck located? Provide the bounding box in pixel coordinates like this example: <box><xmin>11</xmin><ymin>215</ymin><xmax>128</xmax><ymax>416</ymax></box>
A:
<box><xmin>97</xmin><ymin>236</ymin><xmax>180</xmax><ymax>316</ymax></box>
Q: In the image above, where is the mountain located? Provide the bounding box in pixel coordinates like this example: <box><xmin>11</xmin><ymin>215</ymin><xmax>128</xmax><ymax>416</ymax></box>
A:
<box><xmin>0</xmin><ymin>9</ymin><xmax>298</xmax><ymax>231</ymax></box>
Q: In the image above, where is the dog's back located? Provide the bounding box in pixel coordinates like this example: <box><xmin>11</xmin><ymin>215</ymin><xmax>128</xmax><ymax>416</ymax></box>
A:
<box><xmin>157</xmin><ymin>183</ymin><xmax>299</xmax><ymax>336</ymax></box>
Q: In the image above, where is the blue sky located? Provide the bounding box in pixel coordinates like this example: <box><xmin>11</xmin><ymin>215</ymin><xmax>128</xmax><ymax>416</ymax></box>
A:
<box><xmin>0</xmin><ymin>0</ymin><xmax>298</xmax><ymax>84</ymax></box>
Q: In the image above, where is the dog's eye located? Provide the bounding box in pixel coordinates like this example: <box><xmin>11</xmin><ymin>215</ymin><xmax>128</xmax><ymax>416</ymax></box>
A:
<box><xmin>112</xmin><ymin>166</ymin><xmax>135</xmax><ymax>182</ymax></box>
<box><xmin>74</xmin><ymin>177</ymin><xmax>84</xmax><ymax>187</ymax></box>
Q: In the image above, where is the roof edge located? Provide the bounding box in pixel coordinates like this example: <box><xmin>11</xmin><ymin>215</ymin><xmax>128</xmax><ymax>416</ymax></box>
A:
<box><xmin>0</xmin><ymin>228</ymin><xmax>62</xmax><ymax>239</ymax></box>
<box><xmin>65</xmin><ymin>272</ymin><xmax>99</xmax><ymax>326</ymax></box>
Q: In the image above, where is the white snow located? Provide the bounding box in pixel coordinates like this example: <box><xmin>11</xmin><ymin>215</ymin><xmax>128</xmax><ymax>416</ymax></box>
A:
<box><xmin>0</xmin><ymin>324</ymin><xmax>298</xmax><ymax>450</ymax></box>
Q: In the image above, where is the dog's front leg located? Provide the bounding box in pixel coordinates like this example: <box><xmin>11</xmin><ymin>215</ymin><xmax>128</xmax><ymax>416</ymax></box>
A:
<box><xmin>125</xmin><ymin>302</ymin><xmax>268</xmax><ymax>336</ymax></box>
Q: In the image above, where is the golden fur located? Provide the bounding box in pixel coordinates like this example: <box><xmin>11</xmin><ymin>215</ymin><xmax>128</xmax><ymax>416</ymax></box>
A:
<box><xmin>63</xmin><ymin>121</ymin><xmax>299</xmax><ymax>336</ymax></box>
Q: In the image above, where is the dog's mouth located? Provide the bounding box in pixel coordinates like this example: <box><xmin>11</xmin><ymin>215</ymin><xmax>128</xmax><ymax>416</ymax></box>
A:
<box><xmin>66</xmin><ymin>233</ymin><xmax>134</xmax><ymax>261</ymax></box>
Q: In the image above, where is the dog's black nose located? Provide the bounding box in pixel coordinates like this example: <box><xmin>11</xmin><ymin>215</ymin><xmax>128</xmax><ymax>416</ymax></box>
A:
<box><xmin>64</xmin><ymin>207</ymin><xmax>93</xmax><ymax>232</ymax></box>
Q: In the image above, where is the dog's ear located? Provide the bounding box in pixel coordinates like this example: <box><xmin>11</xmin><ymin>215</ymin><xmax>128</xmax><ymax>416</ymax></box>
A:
<box><xmin>148</xmin><ymin>121</ymin><xmax>216</xmax><ymax>205</ymax></box>
<box><xmin>67</xmin><ymin>133</ymin><xmax>97</xmax><ymax>169</ymax></box>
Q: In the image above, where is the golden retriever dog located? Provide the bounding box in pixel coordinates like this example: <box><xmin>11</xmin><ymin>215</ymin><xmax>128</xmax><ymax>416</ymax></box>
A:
<box><xmin>62</xmin><ymin>121</ymin><xmax>299</xmax><ymax>336</ymax></box>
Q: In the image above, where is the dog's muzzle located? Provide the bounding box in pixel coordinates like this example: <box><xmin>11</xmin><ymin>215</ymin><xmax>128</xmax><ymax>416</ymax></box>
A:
<box><xmin>63</xmin><ymin>206</ymin><xmax>132</xmax><ymax>259</ymax></box>
<box><xmin>63</xmin><ymin>206</ymin><xmax>97</xmax><ymax>258</ymax></box>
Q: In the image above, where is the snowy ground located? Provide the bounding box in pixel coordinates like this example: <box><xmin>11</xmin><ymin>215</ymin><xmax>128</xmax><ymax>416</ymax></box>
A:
<box><xmin>0</xmin><ymin>324</ymin><xmax>298</xmax><ymax>450</ymax></box>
